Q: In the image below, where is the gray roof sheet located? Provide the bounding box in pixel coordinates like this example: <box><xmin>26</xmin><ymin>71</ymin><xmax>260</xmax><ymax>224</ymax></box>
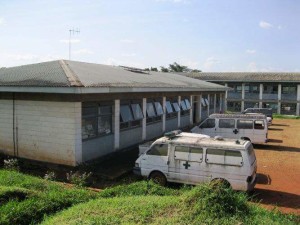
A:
<box><xmin>0</xmin><ymin>60</ymin><xmax>227</xmax><ymax>93</ymax></box>
<box><xmin>184</xmin><ymin>72</ymin><xmax>300</xmax><ymax>82</ymax></box>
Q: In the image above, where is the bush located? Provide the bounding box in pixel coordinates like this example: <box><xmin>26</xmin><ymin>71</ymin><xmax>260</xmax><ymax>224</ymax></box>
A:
<box><xmin>44</xmin><ymin>171</ymin><xmax>56</xmax><ymax>181</ymax></box>
<box><xmin>3</xmin><ymin>158</ymin><xmax>19</xmax><ymax>171</ymax></box>
<box><xmin>66</xmin><ymin>171</ymin><xmax>92</xmax><ymax>187</ymax></box>
<box><xmin>182</xmin><ymin>182</ymin><xmax>249</xmax><ymax>224</ymax></box>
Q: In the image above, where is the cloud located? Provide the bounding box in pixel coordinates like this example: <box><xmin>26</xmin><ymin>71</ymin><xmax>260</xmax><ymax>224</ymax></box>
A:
<box><xmin>259</xmin><ymin>21</ymin><xmax>273</xmax><ymax>29</ymax></box>
<box><xmin>247</xmin><ymin>62</ymin><xmax>257</xmax><ymax>72</ymax></box>
<box><xmin>102</xmin><ymin>57</ymin><xmax>144</xmax><ymax>68</ymax></box>
<box><xmin>73</xmin><ymin>49</ymin><xmax>93</xmax><ymax>55</ymax></box>
<box><xmin>120</xmin><ymin>39</ymin><xmax>134</xmax><ymax>44</ymax></box>
<box><xmin>0</xmin><ymin>18</ymin><xmax>5</xmax><ymax>25</ymax></box>
<box><xmin>121</xmin><ymin>53</ymin><xmax>136</xmax><ymax>57</ymax></box>
<box><xmin>5</xmin><ymin>54</ymin><xmax>39</xmax><ymax>61</ymax></box>
<box><xmin>60</xmin><ymin>39</ymin><xmax>80</xmax><ymax>44</ymax></box>
<box><xmin>246</xmin><ymin>49</ymin><xmax>256</xmax><ymax>54</ymax></box>
<box><xmin>203</xmin><ymin>57</ymin><xmax>220</xmax><ymax>70</ymax></box>
<box><xmin>277</xmin><ymin>25</ymin><xmax>282</xmax><ymax>30</ymax></box>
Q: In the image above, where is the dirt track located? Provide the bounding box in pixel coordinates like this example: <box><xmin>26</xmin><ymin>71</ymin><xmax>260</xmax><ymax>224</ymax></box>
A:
<box><xmin>253</xmin><ymin>119</ymin><xmax>300</xmax><ymax>214</ymax></box>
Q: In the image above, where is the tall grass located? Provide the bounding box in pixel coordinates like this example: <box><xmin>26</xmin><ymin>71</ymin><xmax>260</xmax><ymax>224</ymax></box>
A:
<box><xmin>0</xmin><ymin>170</ymin><xmax>96</xmax><ymax>225</ymax></box>
<box><xmin>42</xmin><ymin>182</ymin><xmax>299</xmax><ymax>225</ymax></box>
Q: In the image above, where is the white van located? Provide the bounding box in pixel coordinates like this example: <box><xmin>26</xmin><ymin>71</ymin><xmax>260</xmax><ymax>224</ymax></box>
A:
<box><xmin>191</xmin><ymin>114</ymin><xmax>268</xmax><ymax>144</ymax></box>
<box><xmin>134</xmin><ymin>131</ymin><xmax>257</xmax><ymax>191</ymax></box>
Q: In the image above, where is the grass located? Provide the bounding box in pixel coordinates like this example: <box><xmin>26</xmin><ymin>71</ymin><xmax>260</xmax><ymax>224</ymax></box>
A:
<box><xmin>273</xmin><ymin>114</ymin><xmax>300</xmax><ymax>119</ymax></box>
<box><xmin>1</xmin><ymin>169</ymin><xmax>299</xmax><ymax>225</ymax></box>
<box><xmin>0</xmin><ymin>169</ymin><xmax>96</xmax><ymax>225</ymax></box>
<box><xmin>42</xmin><ymin>182</ymin><xmax>299</xmax><ymax>225</ymax></box>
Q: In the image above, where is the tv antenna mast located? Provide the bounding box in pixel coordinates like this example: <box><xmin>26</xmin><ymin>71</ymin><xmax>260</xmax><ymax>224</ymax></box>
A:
<box><xmin>69</xmin><ymin>28</ymin><xmax>80</xmax><ymax>60</ymax></box>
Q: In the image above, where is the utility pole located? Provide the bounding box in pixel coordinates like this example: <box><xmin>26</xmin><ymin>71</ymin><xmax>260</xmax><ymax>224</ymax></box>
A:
<box><xmin>69</xmin><ymin>28</ymin><xmax>80</xmax><ymax>60</ymax></box>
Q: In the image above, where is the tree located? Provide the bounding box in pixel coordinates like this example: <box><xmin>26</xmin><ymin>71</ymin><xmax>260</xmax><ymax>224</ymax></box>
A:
<box><xmin>168</xmin><ymin>62</ymin><xmax>189</xmax><ymax>72</ymax></box>
<box><xmin>150</xmin><ymin>67</ymin><xmax>158</xmax><ymax>72</ymax></box>
<box><xmin>160</xmin><ymin>66</ymin><xmax>169</xmax><ymax>72</ymax></box>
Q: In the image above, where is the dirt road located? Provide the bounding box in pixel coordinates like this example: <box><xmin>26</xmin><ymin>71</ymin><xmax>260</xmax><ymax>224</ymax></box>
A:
<box><xmin>253</xmin><ymin>119</ymin><xmax>300</xmax><ymax>214</ymax></box>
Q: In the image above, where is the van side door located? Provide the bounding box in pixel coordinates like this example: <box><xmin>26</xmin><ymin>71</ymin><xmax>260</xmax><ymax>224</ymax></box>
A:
<box><xmin>169</xmin><ymin>145</ymin><xmax>190</xmax><ymax>182</ymax></box>
<box><xmin>236</xmin><ymin>119</ymin><xmax>254</xmax><ymax>141</ymax></box>
<box><xmin>217</xmin><ymin>119</ymin><xmax>236</xmax><ymax>139</ymax></box>
<box><xmin>141</xmin><ymin>144</ymin><xmax>169</xmax><ymax>175</ymax></box>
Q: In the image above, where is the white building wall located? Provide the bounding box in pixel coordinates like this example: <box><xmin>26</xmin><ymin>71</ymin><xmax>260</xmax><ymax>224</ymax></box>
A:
<box><xmin>0</xmin><ymin>100</ymin><xmax>81</xmax><ymax>166</ymax></box>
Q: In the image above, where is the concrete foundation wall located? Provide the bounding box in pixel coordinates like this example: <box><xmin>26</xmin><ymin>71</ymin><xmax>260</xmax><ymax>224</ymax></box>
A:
<box><xmin>146</xmin><ymin>122</ymin><xmax>163</xmax><ymax>140</ymax></box>
<box><xmin>166</xmin><ymin>117</ymin><xmax>178</xmax><ymax>132</ymax></box>
<box><xmin>0</xmin><ymin>100</ymin><xmax>81</xmax><ymax>166</ymax></box>
<box><xmin>120</xmin><ymin>127</ymin><xmax>143</xmax><ymax>149</ymax></box>
<box><xmin>82</xmin><ymin>134</ymin><xmax>114</xmax><ymax>162</ymax></box>
<box><xmin>180</xmin><ymin>115</ymin><xmax>190</xmax><ymax>127</ymax></box>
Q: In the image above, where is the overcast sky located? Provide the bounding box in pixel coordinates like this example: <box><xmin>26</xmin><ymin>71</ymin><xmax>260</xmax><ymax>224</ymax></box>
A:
<box><xmin>0</xmin><ymin>0</ymin><xmax>299</xmax><ymax>72</ymax></box>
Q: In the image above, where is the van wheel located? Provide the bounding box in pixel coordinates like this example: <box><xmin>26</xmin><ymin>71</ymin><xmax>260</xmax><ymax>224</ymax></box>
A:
<box><xmin>211</xmin><ymin>179</ymin><xmax>231</xmax><ymax>189</ymax></box>
<box><xmin>149</xmin><ymin>171</ymin><xmax>167</xmax><ymax>186</ymax></box>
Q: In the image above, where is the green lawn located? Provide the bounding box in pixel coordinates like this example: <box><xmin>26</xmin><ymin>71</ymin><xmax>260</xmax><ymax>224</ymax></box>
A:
<box><xmin>0</xmin><ymin>169</ymin><xmax>299</xmax><ymax>225</ymax></box>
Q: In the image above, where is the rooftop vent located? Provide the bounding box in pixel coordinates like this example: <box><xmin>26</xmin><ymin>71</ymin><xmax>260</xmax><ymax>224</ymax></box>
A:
<box><xmin>119</xmin><ymin>66</ymin><xmax>149</xmax><ymax>74</ymax></box>
<box><xmin>164</xmin><ymin>130</ymin><xmax>182</xmax><ymax>139</ymax></box>
<box><xmin>214</xmin><ymin>136</ymin><xmax>224</xmax><ymax>141</ymax></box>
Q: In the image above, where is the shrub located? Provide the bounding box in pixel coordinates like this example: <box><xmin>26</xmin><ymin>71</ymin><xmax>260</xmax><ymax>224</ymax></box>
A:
<box><xmin>66</xmin><ymin>171</ymin><xmax>92</xmax><ymax>187</ymax></box>
<box><xmin>182</xmin><ymin>182</ymin><xmax>249</xmax><ymax>224</ymax></box>
<box><xmin>3</xmin><ymin>158</ymin><xmax>19</xmax><ymax>171</ymax></box>
<box><xmin>44</xmin><ymin>171</ymin><xmax>56</xmax><ymax>181</ymax></box>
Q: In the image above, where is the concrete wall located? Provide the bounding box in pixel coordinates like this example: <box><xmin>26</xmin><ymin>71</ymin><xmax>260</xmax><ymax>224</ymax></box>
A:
<box><xmin>120</xmin><ymin>127</ymin><xmax>143</xmax><ymax>149</ymax></box>
<box><xmin>146</xmin><ymin>122</ymin><xmax>163</xmax><ymax>140</ymax></box>
<box><xmin>166</xmin><ymin>117</ymin><xmax>178</xmax><ymax>132</ymax></box>
<box><xmin>82</xmin><ymin>134</ymin><xmax>114</xmax><ymax>162</ymax></box>
<box><xmin>180</xmin><ymin>114</ymin><xmax>190</xmax><ymax>127</ymax></box>
<box><xmin>0</xmin><ymin>100</ymin><xmax>81</xmax><ymax>166</ymax></box>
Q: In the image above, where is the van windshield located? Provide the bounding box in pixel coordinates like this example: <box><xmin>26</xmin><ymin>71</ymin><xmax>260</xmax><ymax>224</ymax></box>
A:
<box><xmin>247</xmin><ymin>144</ymin><xmax>256</xmax><ymax>165</ymax></box>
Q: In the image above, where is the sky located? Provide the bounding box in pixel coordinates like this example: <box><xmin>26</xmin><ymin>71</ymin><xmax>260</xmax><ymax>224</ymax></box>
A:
<box><xmin>0</xmin><ymin>0</ymin><xmax>299</xmax><ymax>72</ymax></box>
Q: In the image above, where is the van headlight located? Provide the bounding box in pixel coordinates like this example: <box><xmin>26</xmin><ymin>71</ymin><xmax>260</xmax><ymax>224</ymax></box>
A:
<box><xmin>135</xmin><ymin>163</ymin><xmax>139</xmax><ymax>167</ymax></box>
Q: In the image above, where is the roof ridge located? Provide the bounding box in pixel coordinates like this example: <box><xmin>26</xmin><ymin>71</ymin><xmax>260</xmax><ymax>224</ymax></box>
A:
<box><xmin>59</xmin><ymin>60</ymin><xmax>84</xmax><ymax>87</ymax></box>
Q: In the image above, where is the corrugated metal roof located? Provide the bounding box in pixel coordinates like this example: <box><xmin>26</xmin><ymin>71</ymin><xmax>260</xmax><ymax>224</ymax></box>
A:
<box><xmin>65</xmin><ymin>60</ymin><xmax>224</xmax><ymax>89</ymax></box>
<box><xmin>0</xmin><ymin>61</ymin><xmax>70</xmax><ymax>87</ymax></box>
<box><xmin>184</xmin><ymin>72</ymin><xmax>300</xmax><ymax>82</ymax></box>
<box><xmin>0</xmin><ymin>60</ymin><xmax>227</xmax><ymax>92</ymax></box>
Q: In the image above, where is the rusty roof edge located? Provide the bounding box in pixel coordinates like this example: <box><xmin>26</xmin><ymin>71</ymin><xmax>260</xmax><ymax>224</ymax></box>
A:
<box><xmin>59</xmin><ymin>60</ymin><xmax>84</xmax><ymax>87</ymax></box>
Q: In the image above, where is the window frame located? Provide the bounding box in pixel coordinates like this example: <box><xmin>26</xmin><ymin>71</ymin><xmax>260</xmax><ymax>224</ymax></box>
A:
<box><xmin>82</xmin><ymin>102</ymin><xmax>113</xmax><ymax>140</ymax></box>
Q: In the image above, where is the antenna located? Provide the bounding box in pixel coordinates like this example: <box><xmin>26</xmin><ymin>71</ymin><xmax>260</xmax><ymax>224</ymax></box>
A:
<box><xmin>69</xmin><ymin>28</ymin><xmax>80</xmax><ymax>60</ymax></box>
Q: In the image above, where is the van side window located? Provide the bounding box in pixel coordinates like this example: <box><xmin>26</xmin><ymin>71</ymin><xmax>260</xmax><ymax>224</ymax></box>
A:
<box><xmin>219</xmin><ymin>119</ymin><xmax>235</xmax><ymax>128</ymax></box>
<box><xmin>206</xmin><ymin>149</ymin><xmax>243</xmax><ymax>166</ymax></box>
<box><xmin>174</xmin><ymin>146</ymin><xmax>189</xmax><ymax>160</ymax></box>
<box><xmin>200</xmin><ymin>119</ymin><xmax>215</xmax><ymax>128</ymax></box>
<box><xmin>225</xmin><ymin>151</ymin><xmax>243</xmax><ymax>166</ymax></box>
<box><xmin>206</xmin><ymin>149</ymin><xmax>225</xmax><ymax>164</ymax></box>
<box><xmin>237</xmin><ymin>120</ymin><xmax>253</xmax><ymax>129</ymax></box>
<box><xmin>254</xmin><ymin>120</ymin><xmax>265</xmax><ymax>130</ymax></box>
<box><xmin>190</xmin><ymin>147</ymin><xmax>203</xmax><ymax>162</ymax></box>
<box><xmin>147</xmin><ymin>144</ymin><xmax>168</xmax><ymax>156</ymax></box>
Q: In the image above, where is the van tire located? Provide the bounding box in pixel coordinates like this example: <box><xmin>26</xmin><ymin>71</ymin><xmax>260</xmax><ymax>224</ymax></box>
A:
<box><xmin>149</xmin><ymin>171</ymin><xmax>167</xmax><ymax>186</ymax></box>
<box><xmin>211</xmin><ymin>178</ymin><xmax>231</xmax><ymax>189</ymax></box>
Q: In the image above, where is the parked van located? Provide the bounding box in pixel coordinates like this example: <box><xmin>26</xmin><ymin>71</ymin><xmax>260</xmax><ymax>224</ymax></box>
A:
<box><xmin>134</xmin><ymin>131</ymin><xmax>257</xmax><ymax>191</ymax></box>
<box><xmin>243</xmin><ymin>108</ymin><xmax>273</xmax><ymax>126</ymax></box>
<box><xmin>191</xmin><ymin>114</ymin><xmax>268</xmax><ymax>144</ymax></box>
